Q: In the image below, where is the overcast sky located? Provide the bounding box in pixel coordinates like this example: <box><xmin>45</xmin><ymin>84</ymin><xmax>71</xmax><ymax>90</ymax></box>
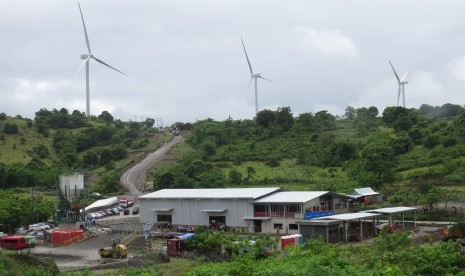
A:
<box><xmin>1</xmin><ymin>0</ymin><xmax>465</xmax><ymax>126</ymax></box>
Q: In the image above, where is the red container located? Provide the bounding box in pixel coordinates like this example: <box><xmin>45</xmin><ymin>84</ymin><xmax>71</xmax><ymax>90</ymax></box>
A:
<box><xmin>167</xmin><ymin>239</ymin><xmax>185</xmax><ymax>256</ymax></box>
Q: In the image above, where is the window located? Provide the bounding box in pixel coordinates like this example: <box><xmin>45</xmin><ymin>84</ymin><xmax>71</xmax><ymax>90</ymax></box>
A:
<box><xmin>274</xmin><ymin>223</ymin><xmax>283</xmax><ymax>229</ymax></box>
<box><xmin>289</xmin><ymin>224</ymin><xmax>298</xmax><ymax>230</ymax></box>
<box><xmin>157</xmin><ymin>214</ymin><xmax>172</xmax><ymax>223</ymax></box>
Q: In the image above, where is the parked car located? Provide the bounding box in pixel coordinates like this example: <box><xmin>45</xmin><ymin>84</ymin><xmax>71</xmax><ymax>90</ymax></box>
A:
<box><xmin>16</xmin><ymin>228</ymin><xmax>28</xmax><ymax>235</ymax></box>
<box><xmin>25</xmin><ymin>236</ymin><xmax>36</xmax><ymax>248</ymax></box>
<box><xmin>132</xmin><ymin>207</ymin><xmax>139</xmax><ymax>215</ymax></box>
<box><xmin>29</xmin><ymin>223</ymin><xmax>50</xmax><ymax>231</ymax></box>
<box><xmin>112</xmin><ymin>207</ymin><xmax>121</xmax><ymax>214</ymax></box>
<box><xmin>123</xmin><ymin>209</ymin><xmax>130</xmax><ymax>215</ymax></box>
<box><xmin>46</xmin><ymin>220</ymin><xmax>59</xmax><ymax>228</ymax></box>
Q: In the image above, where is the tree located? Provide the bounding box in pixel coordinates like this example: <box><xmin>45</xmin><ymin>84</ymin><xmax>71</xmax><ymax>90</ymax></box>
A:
<box><xmin>367</xmin><ymin>106</ymin><xmax>379</xmax><ymax>118</ymax></box>
<box><xmin>98</xmin><ymin>111</ymin><xmax>114</xmax><ymax>122</ymax></box>
<box><xmin>228</xmin><ymin>169</ymin><xmax>242</xmax><ymax>185</ymax></box>
<box><xmin>144</xmin><ymin>118</ymin><xmax>155</xmax><ymax>127</ymax></box>
<box><xmin>3</xmin><ymin>123</ymin><xmax>19</xmax><ymax>134</ymax></box>
<box><xmin>0</xmin><ymin>113</ymin><xmax>6</xmax><ymax>120</ymax></box>
<box><xmin>344</xmin><ymin>106</ymin><xmax>355</xmax><ymax>119</ymax></box>
<box><xmin>33</xmin><ymin>144</ymin><xmax>49</xmax><ymax>159</ymax></box>
<box><xmin>275</xmin><ymin>107</ymin><xmax>294</xmax><ymax>132</ymax></box>
<box><xmin>256</xmin><ymin>109</ymin><xmax>276</xmax><ymax>129</ymax></box>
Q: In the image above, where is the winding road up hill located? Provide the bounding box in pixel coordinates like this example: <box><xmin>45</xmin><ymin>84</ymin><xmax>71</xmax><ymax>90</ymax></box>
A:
<box><xmin>120</xmin><ymin>135</ymin><xmax>183</xmax><ymax>197</ymax></box>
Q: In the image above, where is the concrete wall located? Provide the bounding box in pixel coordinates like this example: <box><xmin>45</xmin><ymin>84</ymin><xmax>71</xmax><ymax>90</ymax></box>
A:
<box><xmin>139</xmin><ymin>198</ymin><xmax>253</xmax><ymax>228</ymax></box>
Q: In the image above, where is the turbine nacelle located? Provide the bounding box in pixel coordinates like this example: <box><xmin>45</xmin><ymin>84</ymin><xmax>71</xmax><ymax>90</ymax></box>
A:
<box><xmin>80</xmin><ymin>54</ymin><xmax>91</xmax><ymax>59</ymax></box>
<box><xmin>400</xmin><ymin>81</ymin><xmax>408</xmax><ymax>85</ymax></box>
<box><xmin>253</xmin><ymin>73</ymin><xmax>261</xmax><ymax>78</ymax></box>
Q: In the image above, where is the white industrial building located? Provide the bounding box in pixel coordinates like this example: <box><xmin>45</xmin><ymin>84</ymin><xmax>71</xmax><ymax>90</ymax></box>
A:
<box><xmin>138</xmin><ymin>188</ymin><xmax>281</xmax><ymax>232</ymax></box>
<box><xmin>138</xmin><ymin>188</ymin><xmax>351</xmax><ymax>234</ymax></box>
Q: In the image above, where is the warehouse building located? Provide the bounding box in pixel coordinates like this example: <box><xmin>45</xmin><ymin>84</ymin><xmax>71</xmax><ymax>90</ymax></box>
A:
<box><xmin>139</xmin><ymin>188</ymin><xmax>351</xmax><ymax>234</ymax></box>
<box><xmin>138</xmin><ymin>187</ymin><xmax>281</xmax><ymax>232</ymax></box>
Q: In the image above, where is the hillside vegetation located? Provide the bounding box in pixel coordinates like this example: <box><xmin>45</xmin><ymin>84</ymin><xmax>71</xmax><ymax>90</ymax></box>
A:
<box><xmin>0</xmin><ymin>109</ymin><xmax>171</xmax><ymax>190</ymax></box>
<box><xmin>152</xmin><ymin>104</ymin><xmax>465</xmax><ymax>211</ymax></box>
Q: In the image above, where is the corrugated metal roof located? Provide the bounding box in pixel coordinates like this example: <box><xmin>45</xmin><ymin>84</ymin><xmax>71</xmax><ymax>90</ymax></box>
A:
<box><xmin>139</xmin><ymin>187</ymin><xmax>281</xmax><ymax>200</ymax></box>
<box><xmin>363</xmin><ymin>206</ymin><xmax>417</xmax><ymax>214</ymax></box>
<box><xmin>351</xmin><ymin>187</ymin><xmax>380</xmax><ymax>196</ymax></box>
<box><xmin>325</xmin><ymin>212</ymin><xmax>379</xmax><ymax>221</ymax></box>
<box><xmin>253</xmin><ymin>191</ymin><xmax>329</xmax><ymax>203</ymax></box>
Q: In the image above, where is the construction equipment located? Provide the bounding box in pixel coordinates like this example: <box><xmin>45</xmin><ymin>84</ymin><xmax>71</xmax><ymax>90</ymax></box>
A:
<box><xmin>98</xmin><ymin>238</ymin><xmax>128</xmax><ymax>259</ymax></box>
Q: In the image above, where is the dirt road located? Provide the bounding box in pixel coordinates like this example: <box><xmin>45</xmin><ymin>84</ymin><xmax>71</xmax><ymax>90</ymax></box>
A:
<box><xmin>120</xmin><ymin>135</ymin><xmax>183</xmax><ymax>197</ymax></box>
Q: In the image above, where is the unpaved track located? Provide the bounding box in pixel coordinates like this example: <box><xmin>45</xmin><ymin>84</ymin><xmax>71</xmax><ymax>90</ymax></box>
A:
<box><xmin>120</xmin><ymin>135</ymin><xmax>183</xmax><ymax>197</ymax></box>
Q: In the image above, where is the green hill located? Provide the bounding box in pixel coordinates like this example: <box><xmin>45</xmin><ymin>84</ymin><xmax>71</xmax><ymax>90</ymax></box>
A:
<box><xmin>150</xmin><ymin>104</ymin><xmax>465</xmax><ymax>210</ymax></box>
<box><xmin>0</xmin><ymin>109</ymin><xmax>172</xmax><ymax>193</ymax></box>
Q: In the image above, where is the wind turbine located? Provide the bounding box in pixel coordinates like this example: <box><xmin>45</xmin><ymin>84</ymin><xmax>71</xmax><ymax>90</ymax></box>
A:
<box><xmin>389</xmin><ymin>60</ymin><xmax>408</xmax><ymax>108</ymax></box>
<box><xmin>241</xmin><ymin>38</ymin><xmax>272</xmax><ymax>115</ymax></box>
<box><xmin>76</xmin><ymin>2</ymin><xmax>127</xmax><ymax>116</ymax></box>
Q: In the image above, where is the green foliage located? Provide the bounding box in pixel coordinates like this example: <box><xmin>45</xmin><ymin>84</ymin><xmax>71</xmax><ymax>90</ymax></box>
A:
<box><xmin>93</xmin><ymin>172</ymin><xmax>121</xmax><ymax>194</ymax></box>
<box><xmin>3</xmin><ymin>123</ymin><xmax>19</xmax><ymax>134</ymax></box>
<box><xmin>33</xmin><ymin>144</ymin><xmax>49</xmax><ymax>159</ymax></box>
<box><xmin>0</xmin><ymin>189</ymin><xmax>54</xmax><ymax>231</ymax></box>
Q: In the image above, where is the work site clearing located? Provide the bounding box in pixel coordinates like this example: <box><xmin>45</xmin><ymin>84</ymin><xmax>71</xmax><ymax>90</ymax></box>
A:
<box><xmin>0</xmin><ymin>215</ymin><xmax>450</xmax><ymax>274</ymax></box>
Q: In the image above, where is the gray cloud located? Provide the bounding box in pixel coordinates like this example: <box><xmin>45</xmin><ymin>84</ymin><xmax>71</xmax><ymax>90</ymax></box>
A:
<box><xmin>1</xmin><ymin>0</ymin><xmax>465</xmax><ymax>125</ymax></box>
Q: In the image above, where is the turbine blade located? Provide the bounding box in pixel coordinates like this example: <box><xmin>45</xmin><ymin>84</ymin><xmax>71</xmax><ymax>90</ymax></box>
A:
<box><xmin>400</xmin><ymin>72</ymin><xmax>408</xmax><ymax>82</ymax></box>
<box><xmin>92</xmin><ymin>56</ymin><xmax>127</xmax><ymax>76</ymax></box>
<box><xmin>259</xmin><ymin>76</ymin><xmax>273</xmax><ymax>83</ymax></box>
<box><xmin>241</xmin><ymin>38</ymin><xmax>254</xmax><ymax>76</ymax></box>
<box><xmin>73</xmin><ymin>56</ymin><xmax>91</xmax><ymax>79</ymax></box>
<box><xmin>389</xmin><ymin>60</ymin><xmax>400</xmax><ymax>83</ymax></box>
<box><xmin>78</xmin><ymin>2</ymin><xmax>92</xmax><ymax>54</ymax></box>
<box><xmin>248</xmin><ymin>77</ymin><xmax>253</xmax><ymax>87</ymax></box>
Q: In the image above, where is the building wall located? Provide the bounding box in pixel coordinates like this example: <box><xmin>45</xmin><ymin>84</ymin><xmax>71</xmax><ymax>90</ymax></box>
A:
<box><xmin>139</xmin><ymin>198</ymin><xmax>253</xmax><ymax>228</ymax></box>
<box><xmin>300</xmin><ymin>224</ymin><xmax>341</xmax><ymax>243</ymax></box>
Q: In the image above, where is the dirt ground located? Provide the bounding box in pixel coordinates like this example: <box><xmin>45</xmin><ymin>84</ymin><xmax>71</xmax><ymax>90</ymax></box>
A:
<box><xmin>25</xmin><ymin>223</ymin><xmax>448</xmax><ymax>273</ymax></box>
<box><xmin>29</xmin><ymin>233</ymin><xmax>132</xmax><ymax>271</ymax></box>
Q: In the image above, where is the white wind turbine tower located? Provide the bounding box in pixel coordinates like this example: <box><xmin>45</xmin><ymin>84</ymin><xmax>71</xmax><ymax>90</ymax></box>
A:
<box><xmin>389</xmin><ymin>60</ymin><xmax>408</xmax><ymax>108</ymax></box>
<box><xmin>76</xmin><ymin>2</ymin><xmax>127</xmax><ymax>116</ymax></box>
<box><xmin>241</xmin><ymin>38</ymin><xmax>272</xmax><ymax>115</ymax></box>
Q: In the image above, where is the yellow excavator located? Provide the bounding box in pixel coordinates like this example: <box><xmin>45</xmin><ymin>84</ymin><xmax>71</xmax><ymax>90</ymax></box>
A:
<box><xmin>98</xmin><ymin>238</ymin><xmax>128</xmax><ymax>259</ymax></box>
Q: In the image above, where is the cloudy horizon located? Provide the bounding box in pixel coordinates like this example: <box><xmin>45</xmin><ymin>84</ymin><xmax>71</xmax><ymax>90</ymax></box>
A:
<box><xmin>1</xmin><ymin>0</ymin><xmax>465</xmax><ymax>126</ymax></box>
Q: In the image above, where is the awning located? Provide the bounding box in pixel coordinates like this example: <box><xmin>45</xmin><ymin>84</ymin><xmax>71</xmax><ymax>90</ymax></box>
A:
<box><xmin>200</xmin><ymin>209</ymin><xmax>227</xmax><ymax>213</ymax></box>
<box><xmin>243</xmin><ymin>216</ymin><xmax>271</xmax><ymax>220</ymax></box>
<box><xmin>149</xmin><ymin>208</ymin><xmax>173</xmax><ymax>212</ymax></box>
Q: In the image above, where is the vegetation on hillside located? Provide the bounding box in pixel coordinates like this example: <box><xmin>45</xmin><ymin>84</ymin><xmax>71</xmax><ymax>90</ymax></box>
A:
<box><xmin>0</xmin><ymin>108</ymin><xmax>170</xmax><ymax>230</ymax></box>
<box><xmin>188</xmin><ymin>230</ymin><xmax>465</xmax><ymax>275</ymax></box>
<box><xmin>152</xmin><ymin>103</ymin><xmax>465</xmax><ymax>210</ymax></box>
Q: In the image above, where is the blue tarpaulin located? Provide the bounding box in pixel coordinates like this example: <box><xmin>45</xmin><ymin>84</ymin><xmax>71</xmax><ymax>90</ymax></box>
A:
<box><xmin>304</xmin><ymin>211</ymin><xmax>334</xmax><ymax>220</ymax></box>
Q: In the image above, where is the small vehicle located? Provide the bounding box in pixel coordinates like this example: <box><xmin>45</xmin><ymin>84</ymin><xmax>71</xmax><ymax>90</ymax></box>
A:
<box><xmin>16</xmin><ymin>228</ymin><xmax>28</xmax><ymax>235</ymax></box>
<box><xmin>25</xmin><ymin>236</ymin><xmax>36</xmax><ymax>248</ymax></box>
<box><xmin>0</xmin><ymin>236</ymin><xmax>29</xmax><ymax>250</ymax></box>
<box><xmin>132</xmin><ymin>207</ymin><xmax>139</xmax><ymax>215</ymax></box>
<box><xmin>46</xmin><ymin>220</ymin><xmax>59</xmax><ymax>228</ymax></box>
<box><xmin>98</xmin><ymin>239</ymin><xmax>128</xmax><ymax>259</ymax></box>
<box><xmin>112</xmin><ymin>207</ymin><xmax>121</xmax><ymax>215</ymax></box>
<box><xmin>123</xmin><ymin>209</ymin><xmax>130</xmax><ymax>215</ymax></box>
<box><xmin>29</xmin><ymin>223</ymin><xmax>50</xmax><ymax>231</ymax></box>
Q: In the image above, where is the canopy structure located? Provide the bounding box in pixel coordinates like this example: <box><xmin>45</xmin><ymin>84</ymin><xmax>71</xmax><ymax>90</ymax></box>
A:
<box><xmin>363</xmin><ymin>206</ymin><xmax>417</xmax><ymax>229</ymax></box>
<box><xmin>84</xmin><ymin>197</ymin><xmax>118</xmax><ymax>213</ymax></box>
<box><xmin>298</xmin><ymin>212</ymin><xmax>380</xmax><ymax>243</ymax></box>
